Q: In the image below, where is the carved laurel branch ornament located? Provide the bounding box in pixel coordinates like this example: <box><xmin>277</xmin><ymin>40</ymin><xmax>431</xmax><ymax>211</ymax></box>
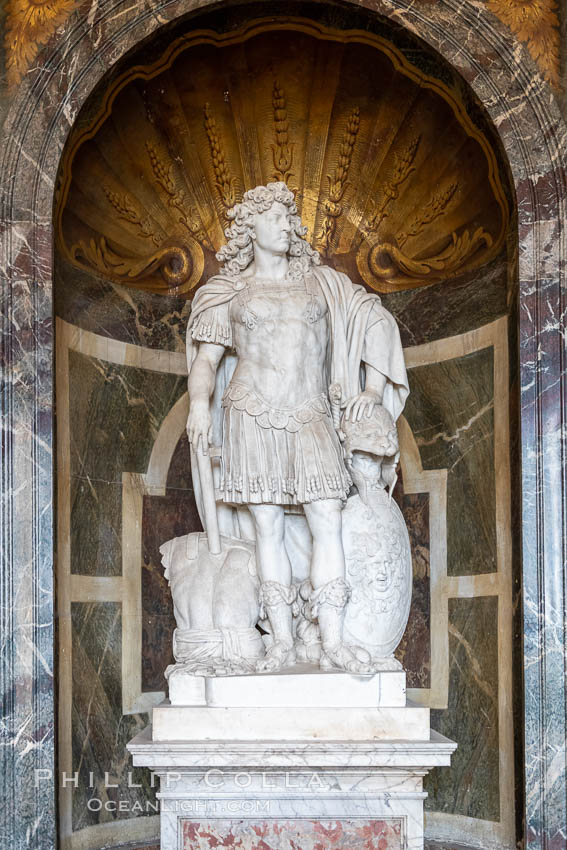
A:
<box><xmin>316</xmin><ymin>106</ymin><xmax>360</xmax><ymax>255</ymax></box>
<box><xmin>271</xmin><ymin>81</ymin><xmax>295</xmax><ymax>185</ymax></box>
<box><xmin>364</xmin><ymin>136</ymin><xmax>421</xmax><ymax>236</ymax></box>
<box><xmin>397</xmin><ymin>182</ymin><xmax>458</xmax><ymax>248</ymax></box>
<box><xmin>103</xmin><ymin>185</ymin><xmax>161</xmax><ymax>247</ymax></box>
<box><xmin>204</xmin><ymin>102</ymin><xmax>239</xmax><ymax>211</ymax></box>
<box><xmin>146</xmin><ymin>142</ymin><xmax>210</xmax><ymax>247</ymax></box>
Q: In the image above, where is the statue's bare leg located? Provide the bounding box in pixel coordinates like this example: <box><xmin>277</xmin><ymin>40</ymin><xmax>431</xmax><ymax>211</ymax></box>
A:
<box><xmin>249</xmin><ymin>504</ymin><xmax>296</xmax><ymax>672</ymax></box>
<box><xmin>304</xmin><ymin>499</ymin><xmax>372</xmax><ymax>673</ymax></box>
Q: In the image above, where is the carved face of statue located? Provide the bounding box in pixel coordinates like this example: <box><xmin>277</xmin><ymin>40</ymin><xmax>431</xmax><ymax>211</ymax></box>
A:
<box><xmin>348</xmin><ymin>529</ymin><xmax>404</xmax><ymax>613</ymax></box>
<box><xmin>372</xmin><ymin>556</ymin><xmax>394</xmax><ymax>593</ymax></box>
<box><xmin>252</xmin><ymin>201</ymin><xmax>291</xmax><ymax>256</ymax></box>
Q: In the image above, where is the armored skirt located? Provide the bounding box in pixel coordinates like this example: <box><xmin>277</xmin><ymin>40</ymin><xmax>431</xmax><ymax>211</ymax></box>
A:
<box><xmin>220</xmin><ymin>382</ymin><xmax>351</xmax><ymax>506</ymax></box>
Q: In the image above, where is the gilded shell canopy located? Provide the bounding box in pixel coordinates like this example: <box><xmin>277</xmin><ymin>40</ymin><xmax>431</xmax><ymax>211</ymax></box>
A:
<box><xmin>56</xmin><ymin>18</ymin><xmax>509</xmax><ymax>296</ymax></box>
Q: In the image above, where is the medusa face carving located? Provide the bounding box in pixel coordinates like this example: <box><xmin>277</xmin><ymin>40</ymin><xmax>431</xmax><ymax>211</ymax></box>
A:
<box><xmin>347</xmin><ymin>527</ymin><xmax>405</xmax><ymax>614</ymax></box>
<box><xmin>341</xmin><ymin>494</ymin><xmax>412</xmax><ymax>658</ymax></box>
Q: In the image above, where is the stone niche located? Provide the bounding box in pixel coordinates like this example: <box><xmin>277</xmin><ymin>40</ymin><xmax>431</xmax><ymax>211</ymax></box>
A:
<box><xmin>53</xmin><ymin>3</ymin><xmax>518</xmax><ymax>850</ymax></box>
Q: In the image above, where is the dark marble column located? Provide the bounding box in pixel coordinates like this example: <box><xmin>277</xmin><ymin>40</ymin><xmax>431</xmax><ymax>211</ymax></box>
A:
<box><xmin>0</xmin><ymin>246</ymin><xmax>56</xmax><ymax>848</ymax></box>
<box><xmin>0</xmin><ymin>1</ymin><xmax>565</xmax><ymax>848</ymax></box>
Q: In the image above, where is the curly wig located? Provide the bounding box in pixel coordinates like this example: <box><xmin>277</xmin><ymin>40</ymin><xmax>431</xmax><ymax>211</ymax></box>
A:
<box><xmin>216</xmin><ymin>182</ymin><xmax>320</xmax><ymax>278</ymax></box>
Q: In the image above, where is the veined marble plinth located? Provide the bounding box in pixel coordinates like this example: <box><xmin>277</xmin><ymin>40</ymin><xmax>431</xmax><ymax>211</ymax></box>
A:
<box><xmin>128</xmin><ymin>725</ymin><xmax>456</xmax><ymax>850</ymax></box>
<box><xmin>159</xmin><ymin>668</ymin><xmax>418</xmax><ymax>741</ymax></box>
<box><xmin>153</xmin><ymin>700</ymin><xmax>429</xmax><ymax>742</ymax></box>
<box><xmin>128</xmin><ymin>670</ymin><xmax>456</xmax><ymax>849</ymax></box>
<box><xmin>168</xmin><ymin>664</ymin><xmax>406</xmax><ymax>707</ymax></box>
<box><xmin>153</xmin><ymin>701</ymin><xmax>428</xmax><ymax>741</ymax></box>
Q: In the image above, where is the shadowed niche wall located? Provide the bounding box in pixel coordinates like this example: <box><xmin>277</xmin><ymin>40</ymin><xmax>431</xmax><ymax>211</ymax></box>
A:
<box><xmin>54</xmin><ymin>6</ymin><xmax>517</xmax><ymax>850</ymax></box>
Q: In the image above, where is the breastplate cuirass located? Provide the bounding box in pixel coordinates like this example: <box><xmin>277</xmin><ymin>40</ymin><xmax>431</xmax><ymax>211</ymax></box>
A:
<box><xmin>229</xmin><ymin>274</ymin><xmax>329</xmax><ymax>408</ymax></box>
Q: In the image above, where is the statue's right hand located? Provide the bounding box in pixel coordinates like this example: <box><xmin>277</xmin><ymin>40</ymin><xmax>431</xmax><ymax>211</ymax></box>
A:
<box><xmin>186</xmin><ymin>400</ymin><xmax>212</xmax><ymax>455</ymax></box>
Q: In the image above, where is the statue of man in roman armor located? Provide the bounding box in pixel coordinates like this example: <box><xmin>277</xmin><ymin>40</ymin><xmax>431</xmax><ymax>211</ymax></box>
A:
<box><xmin>186</xmin><ymin>182</ymin><xmax>408</xmax><ymax>673</ymax></box>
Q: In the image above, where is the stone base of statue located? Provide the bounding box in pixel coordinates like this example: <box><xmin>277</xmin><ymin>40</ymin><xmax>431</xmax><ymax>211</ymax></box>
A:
<box><xmin>166</xmin><ymin>663</ymin><xmax>407</xmax><ymax>708</ymax></box>
<box><xmin>128</xmin><ymin>669</ymin><xmax>455</xmax><ymax>850</ymax></box>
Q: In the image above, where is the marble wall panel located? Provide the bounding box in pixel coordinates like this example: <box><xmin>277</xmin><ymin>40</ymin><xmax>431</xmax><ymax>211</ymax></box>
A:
<box><xmin>394</xmin><ymin>491</ymin><xmax>431</xmax><ymax>690</ymax></box>
<box><xmin>58</xmin><ymin>329</ymin><xmax>191</xmax><ymax>844</ymax></box>
<box><xmin>71</xmin><ymin>602</ymin><xmax>154</xmax><ymax>832</ymax></box>
<box><xmin>507</xmin><ymin>294</ymin><xmax>525</xmax><ymax>845</ymax></box>
<box><xmin>425</xmin><ymin>596</ymin><xmax>499</xmax><ymax>822</ymax></box>
<box><xmin>166</xmin><ymin>432</ymin><xmax>193</xmax><ymax>490</ymax></box>
<box><xmin>141</xmin><ymin>495</ymin><xmax>180</xmax><ymax>694</ymax></box>
<box><xmin>1</xmin><ymin>292</ymin><xmax>57</xmax><ymax>850</ymax></box>
<box><xmin>68</xmin><ymin>350</ymin><xmax>187</xmax><ymax>576</ymax></box>
<box><xmin>55</xmin><ymin>257</ymin><xmax>190</xmax><ymax>352</ymax></box>
<box><xmin>55</xmin><ymin>317</ymin><xmax>189</xmax><ymax>844</ymax></box>
<box><xmin>404</xmin><ymin>349</ymin><xmax>495</xmax><ymax>576</ymax></box>
<box><xmin>402</xmin><ymin>323</ymin><xmax>514</xmax><ymax>845</ymax></box>
<box><xmin>381</xmin><ymin>254</ymin><xmax>509</xmax><ymax>347</ymax></box>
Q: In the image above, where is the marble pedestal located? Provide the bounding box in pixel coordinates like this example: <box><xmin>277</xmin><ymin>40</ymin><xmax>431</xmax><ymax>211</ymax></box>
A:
<box><xmin>128</xmin><ymin>670</ymin><xmax>456</xmax><ymax>850</ymax></box>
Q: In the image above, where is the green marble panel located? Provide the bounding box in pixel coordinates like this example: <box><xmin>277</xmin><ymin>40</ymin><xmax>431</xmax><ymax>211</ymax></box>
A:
<box><xmin>404</xmin><ymin>347</ymin><xmax>496</xmax><ymax>576</ymax></box>
<box><xmin>394</xmin><ymin>490</ymin><xmax>431</xmax><ymax>689</ymax></box>
<box><xmin>56</xmin><ymin>255</ymin><xmax>191</xmax><ymax>351</ymax></box>
<box><xmin>68</xmin><ymin>349</ymin><xmax>186</xmax><ymax>575</ymax></box>
<box><xmin>142</xmin><ymin>434</ymin><xmax>200</xmax><ymax>691</ymax></box>
<box><xmin>71</xmin><ymin>602</ymin><xmax>155</xmax><ymax>831</ymax></box>
<box><xmin>425</xmin><ymin>596</ymin><xmax>500</xmax><ymax>821</ymax></box>
<box><xmin>380</xmin><ymin>255</ymin><xmax>508</xmax><ymax>347</ymax></box>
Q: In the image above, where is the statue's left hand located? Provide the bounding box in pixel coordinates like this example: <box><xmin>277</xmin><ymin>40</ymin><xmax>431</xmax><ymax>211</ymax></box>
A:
<box><xmin>342</xmin><ymin>390</ymin><xmax>382</xmax><ymax>422</ymax></box>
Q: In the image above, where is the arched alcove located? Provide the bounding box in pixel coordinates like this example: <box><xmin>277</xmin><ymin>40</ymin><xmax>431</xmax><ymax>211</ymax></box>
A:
<box><xmin>1</xmin><ymin>2</ymin><xmax>565</xmax><ymax>850</ymax></box>
<box><xmin>53</xmin><ymin>13</ymin><xmax>517</xmax><ymax>846</ymax></box>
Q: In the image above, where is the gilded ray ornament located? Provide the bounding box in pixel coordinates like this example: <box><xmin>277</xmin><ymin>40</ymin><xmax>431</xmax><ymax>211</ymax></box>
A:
<box><xmin>146</xmin><ymin>142</ymin><xmax>209</xmax><ymax>246</ymax></box>
<box><xmin>103</xmin><ymin>186</ymin><xmax>161</xmax><ymax>247</ymax></box>
<box><xmin>203</xmin><ymin>103</ymin><xmax>239</xmax><ymax>212</ymax></box>
<box><xmin>364</xmin><ymin>137</ymin><xmax>421</xmax><ymax>236</ymax></box>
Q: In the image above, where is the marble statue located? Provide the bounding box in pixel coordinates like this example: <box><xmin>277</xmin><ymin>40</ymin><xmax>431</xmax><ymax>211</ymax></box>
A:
<box><xmin>163</xmin><ymin>182</ymin><xmax>410</xmax><ymax>678</ymax></box>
